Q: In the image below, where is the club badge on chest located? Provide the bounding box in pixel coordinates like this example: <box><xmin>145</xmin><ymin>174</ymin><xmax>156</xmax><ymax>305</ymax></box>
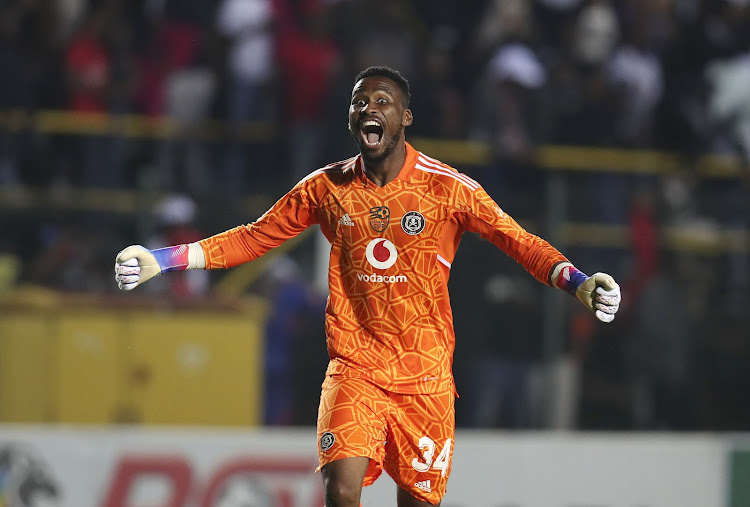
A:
<box><xmin>401</xmin><ymin>211</ymin><xmax>425</xmax><ymax>235</ymax></box>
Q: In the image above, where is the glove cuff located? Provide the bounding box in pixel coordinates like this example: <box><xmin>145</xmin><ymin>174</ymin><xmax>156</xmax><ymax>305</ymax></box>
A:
<box><xmin>150</xmin><ymin>245</ymin><xmax>191</xmax><ymax>273</ymax></box>
<box><xmin>552</xmin><ymin>262</ymin><xmax>588</xmax><ymax>296</ymax></box>
<box><xmin>150</xmin><ymin>243</ymin><xmax>206</xmax><ymax>273</ymax></box>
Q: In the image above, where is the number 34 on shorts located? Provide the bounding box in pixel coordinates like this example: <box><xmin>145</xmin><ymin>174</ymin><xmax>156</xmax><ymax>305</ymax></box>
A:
<box><xmin>412</xmin><ymin>436</ymin><xmax>452</xmax><ymax>476</ymax></box>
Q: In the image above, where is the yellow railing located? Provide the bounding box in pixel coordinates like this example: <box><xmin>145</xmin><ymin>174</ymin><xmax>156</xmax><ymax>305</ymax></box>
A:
<box><xmin>0</xmin><ymin>108</ymin><xmax>277</xmax><ymax>141</ymax></box>
<box><xmin>0</xmin><ymin>108</ymin><xmax>745</xmax><ymax>176</ymax></box>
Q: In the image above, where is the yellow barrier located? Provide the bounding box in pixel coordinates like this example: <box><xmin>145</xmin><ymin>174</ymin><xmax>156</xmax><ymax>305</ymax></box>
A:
<box><xmin>0</xmin><ymin>108</ymin><xmax>277</xmax><ymax>142</ymax></box>
<box><xmin>0</xmin><ymin>314</ymin><xmax>54</xmax><ymax>422</ymax></box>
<box><xmin>0</xmin><ymin>295</ymin><xmax>266</xmax><ymax>426</ymax></box>
<box><xmin>124</xmin><ymin>311</ymin><xmax>263</xmax><ymax>426</ymax></box>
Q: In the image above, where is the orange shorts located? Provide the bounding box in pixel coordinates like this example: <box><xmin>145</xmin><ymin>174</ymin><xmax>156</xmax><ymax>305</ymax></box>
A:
<box><xmin>316</xmin><ymin>375</ymin><xmax>455</xmax><ymax>505</ymax></box>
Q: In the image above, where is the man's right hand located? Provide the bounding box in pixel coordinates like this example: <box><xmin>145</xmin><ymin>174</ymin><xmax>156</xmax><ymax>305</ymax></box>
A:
<box><xmin>115</xmin><ymin>243</ymin><xmax>204</xmax><ymax>290</ymax></box>
<box><xmin>114</xmin><ymin>245</ymin><xmax>164</xmax><ymax>290</ymax></box>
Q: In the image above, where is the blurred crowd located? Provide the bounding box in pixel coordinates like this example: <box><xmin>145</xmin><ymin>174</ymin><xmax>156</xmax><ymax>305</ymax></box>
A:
<box><xmin>1</xmin><ymin>0</ymin><xmax>750</xmax><ymax>431</ymax></box>
<box><xmin>1</xmin><ymin>0</ymin><xmax>750</xmax><ymax>189</ymax></box>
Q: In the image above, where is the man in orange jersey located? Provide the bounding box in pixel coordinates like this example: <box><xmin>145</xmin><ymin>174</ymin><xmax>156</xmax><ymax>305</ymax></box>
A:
<box><xmin>114</xmin><ymin>66</ymin><xmax>621</xmax><ymax>506</ymax></box>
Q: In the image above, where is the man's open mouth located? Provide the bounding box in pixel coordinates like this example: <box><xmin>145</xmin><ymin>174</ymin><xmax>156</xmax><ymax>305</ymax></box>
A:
<box><xmin>360</xmin><ymin>120</ymin><xmax>384</xmax><ymax>147</ymax></box>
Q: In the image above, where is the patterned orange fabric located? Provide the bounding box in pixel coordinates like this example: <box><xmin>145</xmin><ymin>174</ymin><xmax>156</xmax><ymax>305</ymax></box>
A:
<box><xmin>199</xmin><ymin>142</ymin><xmax>568</xmax><ymax>394</ymax></box>
<box><xmin>316</xmin><ymin>375</ymin><xmax>454</xmax><ymax>505</ymax></box>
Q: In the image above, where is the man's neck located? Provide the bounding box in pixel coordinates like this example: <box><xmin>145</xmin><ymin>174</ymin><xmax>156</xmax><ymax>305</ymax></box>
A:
<box><xmin>362</xmin><ymin>141</ymin><xmax>407</xmax><ymax>187</ymax></box>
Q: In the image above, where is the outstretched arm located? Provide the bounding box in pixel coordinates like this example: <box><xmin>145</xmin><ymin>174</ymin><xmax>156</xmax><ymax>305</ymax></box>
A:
<box><xmin>115</xmin><ymin>179</ymin><xmax>320</xmax><ymax>291</ymax></box>
<box><xmin>454</xmin><ymin>181</ymin><xmax>621</xmax><ymax>323</ymax></box>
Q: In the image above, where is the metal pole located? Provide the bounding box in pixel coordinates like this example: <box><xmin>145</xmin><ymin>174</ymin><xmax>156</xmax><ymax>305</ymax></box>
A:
<box><xmin>541</xmin><ymin>171</ymin><xmax>568</xmax><ymax>428</ymax></box>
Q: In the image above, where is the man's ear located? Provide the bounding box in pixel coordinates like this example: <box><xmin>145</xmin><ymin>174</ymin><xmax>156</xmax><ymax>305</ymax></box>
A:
<box><xmin>403</xmin><ymin>108</ymin><xmax>413</xmax><ymax>127</ymax></box>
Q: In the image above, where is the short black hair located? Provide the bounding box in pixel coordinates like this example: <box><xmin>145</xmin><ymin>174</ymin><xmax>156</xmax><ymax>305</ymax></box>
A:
<box><xmin>354</xmin><ymin>66</ymin><xmax>411</xmax><ymax>107</ymax></box>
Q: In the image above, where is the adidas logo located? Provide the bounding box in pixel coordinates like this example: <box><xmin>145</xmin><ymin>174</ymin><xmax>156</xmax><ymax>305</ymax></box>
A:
<box><xmin>414</xmin><ymin>480</ymin><xmax>431</xmax><ymax>493</ymax></box>
<box><xmin>338</xmin><ymin>213</ymin><xmax>354</xmax><ymax>226</ymax></box>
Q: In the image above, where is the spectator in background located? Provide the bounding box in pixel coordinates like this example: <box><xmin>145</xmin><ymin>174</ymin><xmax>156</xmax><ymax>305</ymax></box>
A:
<box><xmin>650</xmin><ymin>1</ymin><xmax>707</xmax><ymax>165</ymax></box>
<box><xmin>276</xmin><ymin>0</ymin><xmax>341</xmax><ymax>185</ymax></box>
<box><xmin>159</xmin><ymin>60</ymin><xmax>217</xmax><ymax>196</ymax></box>
<box><xmin>706</xmin><ymin>49</ymin><xmax>750</xmax><ymax>163</ymax></box>
<box><xmin>133</xmin><ymin>0</ymin><xmax>217</xmax><ymax>117</ymax></box>
<box><xmin>0</xmin><ymin>3</ymin><xmax>33</xmax><ymax>187</ymax></box>
<box><xmin>533</xmin><ymin>0</ymin><xmax>583</xmax><ymax>50</ymax></box>
<box><xmin>545</xmin><ymin>0</ymin><xmax>621</xmax><ymax>148</ymax></box>
<box><xmin>102</xmin><ymin>1</ymin><xmax>139</xmax><ymax>191</ymax></box>
<box><xmin>453</xmin><ymin>235</ymin><xmax>544</xmax><ymax>429</ymax></box>
<box><xmin>705</xmin><ymin>51</ymin><xmax>750</xmax><ymax>316</ymax></box>
<box><xmin>345</xmin><ymin>0</ymin><xmax>420</xmax><ymax>85</ymax></box>
<box><xmin>159</xmin><ymin>39</ymin><xmax>217</xmax><ymax>197</ymax></box>
<box><xmin>132</xmin><ymin>2</ymin><xmax>219</xmax><ymax>195</ymax></box>
<box><xmin>106</xmin><ymin>3</ymin><xmax>139</xmax><ymax>116</ymax></box>
<box><xmin>571</xmin><ymin>0</ymin><xmax>620</xmax><ymax>68</ymax></box>
<box><xmin>632</xmin><ymin>251</ymin><xmax>711</xmax><ymax>430</ymax></box>
<box><xmin>65</xmin><ymin>5</ymin><xmax>111</xmax><ymax>114</ymax></box>
<box><xmin>545</xmin><ymin>0</ymin><xmax>630</xmax><ymax>275</ymax></box>
<box><xmin>145</xmin><ymin>194</ymin><xmax>209</xmax><ymax>301</ymax></box>
<box><xmin>408</xmin><ymin>36</ymin><xmax>466</xmax><ymax>139</ymax></box>
<box><xmin>64</xmin><ymin>0</ymin><xmax>126</xmax><ymax>189</ymax></box>
<box><xmin>259</xmin><ymin>255</ymin><xmax>326</xmax><ymax>426</ymax></box>
<box><xmin>26</xmin><ymin>220</ymin><xmax>116</xmax><ymax>292</ymax></box>
<box><xmin>56</xmin><ymin>0</ymin><xmax>88</xmax><ymax>42</ymax></box>
<box><xmin>465</xmin><ymin>0</ymin><xmax>545</xmax><ymax>215</ymax></box>
<box><xmin>622</xmin><ymin>185</ymin><xmax>659</xmax><ymax>312</ymax></box>
<box><xmin>64</xmin><ymin>13</ymin><xmax>109</xmax><ymax>95</ymax></box>
<box><xmin>698</xmin><ymin>1</ymin><xmax>750</xmax><ymax>316</ymax></box>
<box><xmin>470</xmin><ymin>42</ymin><xmax>547</xmax><ymax>215</ymax></box>
<box><xmin>27</xmin><ymin>221</ymin><xmax>87</xmax><ymax>290</ymax></box>
<box><xmin>470</xmin><ymin>0</ymin><xmax>534</xmax><ymax>67</ymax></box>
<box><xmin>608</xmin><ymin>23</ymin><xmax>664</xmax><ymax>148</ymax></box>
<box><xmin>482</xmin><ymin>43</ymin><xmax>546</xmax><ymax>161</ymax></box>
<box><xmin>216</xmin><ymin>0</ymin><xmax>277</xmax><ymax>196</ymax></box>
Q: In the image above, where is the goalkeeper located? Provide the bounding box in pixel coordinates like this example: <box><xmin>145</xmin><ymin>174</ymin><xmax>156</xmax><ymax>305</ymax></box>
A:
<box><xmin>114</xmin><ymin>65</ymin><xmax>620</xmax><ymax>507</ymax></box>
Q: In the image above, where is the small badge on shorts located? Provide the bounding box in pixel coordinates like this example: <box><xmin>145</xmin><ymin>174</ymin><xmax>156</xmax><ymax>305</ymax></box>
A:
<box><xmin>401</xmin><ymin>211</ymin><xmax>425</xmax><ymax>235</ymax></box>
<box><xmin>320</xmin><ymin>432</ymin><xmax>336</xmax><ymax>451</ymax></box>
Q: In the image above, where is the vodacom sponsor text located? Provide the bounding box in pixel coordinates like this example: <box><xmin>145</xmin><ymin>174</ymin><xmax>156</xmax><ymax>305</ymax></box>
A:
<box><xmin>357</xmin><ymin>272</ymin><xmax>408</xmax><ymax>283</ymax></box>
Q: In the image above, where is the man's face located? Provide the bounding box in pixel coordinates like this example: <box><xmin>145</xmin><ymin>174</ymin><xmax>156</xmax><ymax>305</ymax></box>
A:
<box><xmin>348</xmin><ymin>76</ymin><xmax>412</xmax><ymax>162</ymax></box>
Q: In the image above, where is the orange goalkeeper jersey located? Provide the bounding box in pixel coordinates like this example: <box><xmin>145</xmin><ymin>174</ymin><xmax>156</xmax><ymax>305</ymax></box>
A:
<box><xmin>199</xmin><ymin>143</ymin><xmax>568</xmax><ymax>395</ymax></box>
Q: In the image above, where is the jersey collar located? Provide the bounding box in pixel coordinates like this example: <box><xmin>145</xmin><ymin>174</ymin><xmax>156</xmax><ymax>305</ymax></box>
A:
<box><xmin>356</xmin><ymin>142</ymin><xmax>419</xmax><ymax>187</ymax></box>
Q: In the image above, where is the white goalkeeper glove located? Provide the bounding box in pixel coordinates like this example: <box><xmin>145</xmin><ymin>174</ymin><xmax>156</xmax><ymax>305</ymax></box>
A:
<box><xmin>552</xmin><ymin>263</ymin><xmax>621</xmax><ymax>323</ymax></box>
<box><xmin>575</xmin><ymin>272</ymin><xmax>621</xmax><ymax>323</ymax></box>
<box><xmin>114</xmin><ymin>243</ymin><xmax>205</xmax><ymax>290</ymax></box>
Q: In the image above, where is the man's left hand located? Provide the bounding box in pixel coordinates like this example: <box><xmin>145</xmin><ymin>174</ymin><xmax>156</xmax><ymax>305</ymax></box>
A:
<box><xmin>576</xmin><ymin>272</ymin><xmax>621</xmax><ymax>323</ymax></box>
